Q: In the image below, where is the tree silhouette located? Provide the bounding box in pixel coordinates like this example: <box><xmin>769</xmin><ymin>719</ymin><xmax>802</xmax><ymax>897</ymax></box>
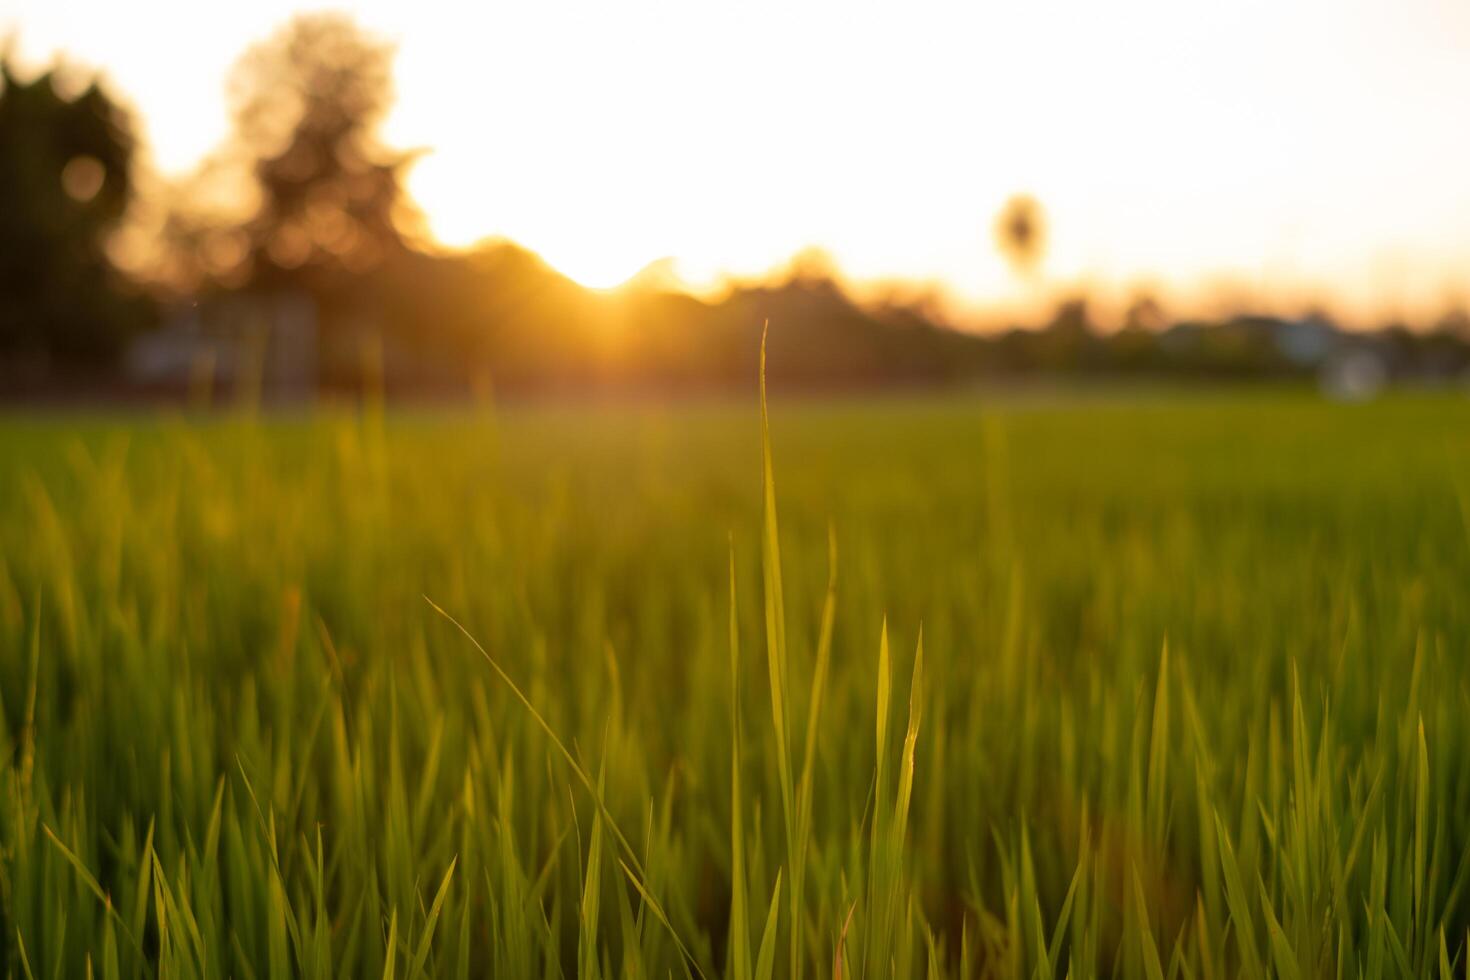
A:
<box><xmin>225</xmin><ymin>13</ymin><xmax>418</xmax><ymax>288</ymax></box>
<box><xmin>0</xmin><ymin>57</ymin><xmax>152</xmax><ymax>366</ymax></box>
<box><xmin>994</xmin><ymin>193</ymin><xmax>1047</xmax><ymax>277</ymax></box>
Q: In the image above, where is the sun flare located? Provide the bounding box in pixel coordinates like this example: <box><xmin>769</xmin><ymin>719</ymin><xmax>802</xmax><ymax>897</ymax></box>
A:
<box><xmin>532</xmin><ymin>246</ymin><xmax>647</xmax><ymax>291</ymax></box>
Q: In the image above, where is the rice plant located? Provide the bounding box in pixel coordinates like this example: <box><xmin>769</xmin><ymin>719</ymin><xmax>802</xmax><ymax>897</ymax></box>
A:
<box><xmin>1</xmin><ymin>378</ymin><xmax>1468</xmax><ymax>977</ymax></box>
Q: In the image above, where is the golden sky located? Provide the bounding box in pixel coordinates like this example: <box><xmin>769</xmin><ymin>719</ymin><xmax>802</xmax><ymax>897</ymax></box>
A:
<box><xmin>5</xmin><ymin>0</ymin><xmax>1470</xmax><ymax>324</ymax></box>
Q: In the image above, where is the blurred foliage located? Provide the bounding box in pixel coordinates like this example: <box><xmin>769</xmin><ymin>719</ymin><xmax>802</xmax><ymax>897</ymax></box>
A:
<box><xmin>994</xmin><ymin>193</ymin><xmax>1047</xmax><ymax>277</ymax></box>
<box><xmin>152</xmin><ymin>14</ymin><xmax>420</xmax><ymax>387</ymax></box>
<box><xmin>227</xmin><ymin>13</ymin><xmax>415</xmax><ymax>287</ymax></box>
<box><xmin>0</xmin><ymin>57</ymin><xmax>154</xmax><ymax>369</ymax></box>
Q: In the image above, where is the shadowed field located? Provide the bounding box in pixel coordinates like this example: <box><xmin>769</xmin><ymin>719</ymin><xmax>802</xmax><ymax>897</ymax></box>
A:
<box><xmin>1</xmin><ymin>388</ymin><xmax>1468</xmax><ymax>978</ymax></box>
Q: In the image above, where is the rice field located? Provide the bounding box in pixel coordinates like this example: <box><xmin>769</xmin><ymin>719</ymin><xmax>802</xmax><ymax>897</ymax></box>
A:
<box><xmin>2</xmin><ymin>379</ymin><xmax>1469</xmax><ymax>978</ymax></box>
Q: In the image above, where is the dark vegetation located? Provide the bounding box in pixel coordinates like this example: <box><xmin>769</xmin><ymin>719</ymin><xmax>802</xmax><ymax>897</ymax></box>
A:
<box><xmin>0</xmin><ymin>58</ymin><xmax>154</xmax><ymax>370</ymax></box>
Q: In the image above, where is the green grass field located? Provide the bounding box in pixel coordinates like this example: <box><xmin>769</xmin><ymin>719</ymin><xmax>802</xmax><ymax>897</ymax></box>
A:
<box><xmin>2</xmin><ymin>384</ymin><xmax>1469</xmax><ymax>978</ymax></box>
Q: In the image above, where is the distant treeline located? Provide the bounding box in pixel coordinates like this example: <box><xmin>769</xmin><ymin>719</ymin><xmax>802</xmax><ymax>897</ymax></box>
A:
<box><xmin>4</xmin><ymin>18</ymin><xmax>1469</xmax><ymax>402</ymax></box>
<box><xmin>126</xmin><ymin>242</ymin><xmax>1470</xmax><ymax>399</ymax></box>
<box><xmin>368</xmin><ymin>246</ymin><xmax>1470</xmax><ymax>393</ymax></box>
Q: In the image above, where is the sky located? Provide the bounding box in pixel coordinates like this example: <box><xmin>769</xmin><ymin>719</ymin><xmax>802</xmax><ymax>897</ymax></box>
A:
<box><xmin>4</xmin><ymin>0</ymin><xmax>1470</xmax><ymax>325</ymax></box>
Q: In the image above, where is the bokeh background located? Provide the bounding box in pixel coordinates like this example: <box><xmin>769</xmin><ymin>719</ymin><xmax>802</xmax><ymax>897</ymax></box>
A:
<box><xmin>2</xmin><ymin>0</ymin><xmax>1469</xmax><ymax>403</ymax></box>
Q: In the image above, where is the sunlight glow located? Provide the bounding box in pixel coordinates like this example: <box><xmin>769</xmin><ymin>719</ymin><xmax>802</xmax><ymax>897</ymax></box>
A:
<box><xmin>7</xmin><ymin>0</ymin><xmax>1470</xmax><ymax>321</ymax></box>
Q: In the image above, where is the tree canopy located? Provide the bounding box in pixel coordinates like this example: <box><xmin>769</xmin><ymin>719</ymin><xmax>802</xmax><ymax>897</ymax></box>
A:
<box><xmin>0</xmin><ymin>58</ymin><xmax>152</xmax><ymax>366</ymax></box>
<box><xmin>226</xmin><ymin>13</ymin><xmax>416</xmax><ymax>287</ymax></box>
